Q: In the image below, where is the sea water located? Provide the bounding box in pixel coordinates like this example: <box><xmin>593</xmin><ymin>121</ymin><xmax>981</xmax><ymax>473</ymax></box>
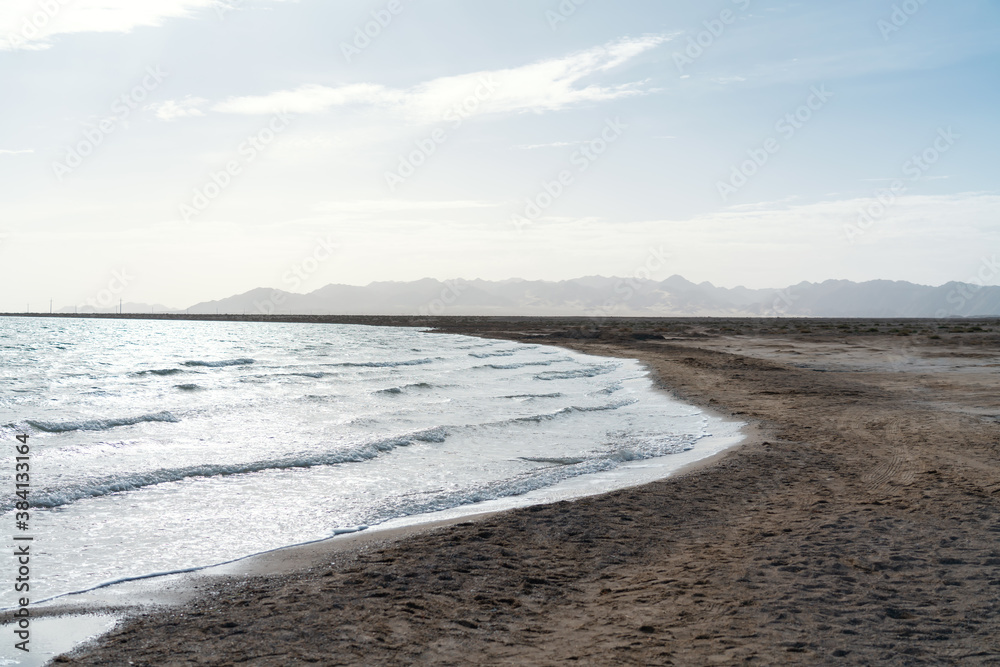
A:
<box><xmin>0</xmin><ymin>317</ymin><xmax>734</xmax><ymax>608</ymax></box>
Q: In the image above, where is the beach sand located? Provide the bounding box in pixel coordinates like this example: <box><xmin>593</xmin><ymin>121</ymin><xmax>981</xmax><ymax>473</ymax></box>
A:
<box><xmin>43</xmin><ymin>317</ymin><xmax>1000</xmax><ymax>664</ymax></box>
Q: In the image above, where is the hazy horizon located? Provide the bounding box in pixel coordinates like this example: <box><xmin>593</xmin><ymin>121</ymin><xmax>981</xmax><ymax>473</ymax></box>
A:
<box><xmin>2</xmin><ymin>1</ymin><xmax>998</xmax><ymax>311</ymax></box>
<box><xmin>10</xmin><ymin>273</ymin><xmax>1000</xmax><ymax>314</ymax></box>
<box><xmin>3</xmin><ymin>273</ymin><xmax>994</xmax><ymax>319</ymax></box>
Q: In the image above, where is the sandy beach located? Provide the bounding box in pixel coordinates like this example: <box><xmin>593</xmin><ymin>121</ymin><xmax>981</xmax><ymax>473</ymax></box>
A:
<box><xmin>38</xmin><ymin>316</ymin><xmax>1000</xmax><ymax>664</ymax></box>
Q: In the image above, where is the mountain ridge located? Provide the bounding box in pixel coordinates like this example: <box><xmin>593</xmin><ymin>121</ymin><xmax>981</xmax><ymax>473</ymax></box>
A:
<box><xmin>70</xmin><ymin>276</ymin><xmax>995</xmax><ymax>318</ymax></box>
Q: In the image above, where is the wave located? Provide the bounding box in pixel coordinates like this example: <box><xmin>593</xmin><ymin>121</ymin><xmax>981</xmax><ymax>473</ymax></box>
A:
<box><xmin>174</xmin><ymin>384</ymin><xmax>202</xmax><ymax>391</ymax></box>
<box><xmin>301</xmin><ymin>394</ymin><xmax>339</xmax><ymax>402</ymax></box>
<box><xmin>519</xmin><ymin>456</ymin><xmax>586</xmax><ymax>465</ymax></box>
<box><xmin>364</xmin><ymin>432</ymin><xmax>703</xmax><ymax>526</ymax></box>
<box><xmin>469</xmin><ymin>350</ymin><xmax>517</xmax><ymax>359</ymax></box>
<box><xmin>412</xmin><ymin>426</ymin><xmax>448</xmax><ymax>443</ymax></box>
<box><xmin>534</xmin><ymin>364</ymin><xmax>617</xmax><ymax>381</ymax></box>
<box><xmin>26</xmin><ymin>411</ymin><xmax>180</xmax><ymax>434</ymax></box>
<box><xmin>182</xmin><ymin>358</ymin><xmax>255</xmax><ymax>368</ymax></box>
<box><xmin>478</xmin><ymin>361</ymin><xmax>555</xmax><ymax>370</ymax></box>
<box><xmin>605</xmin><ymin>441</ymin><xmax>698</xmax><ymax>463</ymax></box>
<box><xmin>291</xmin><ymin>372</ymin><xmax>326</xmax><ymax>378</ymax></box>
<box><xmin>502</xmin><ymin>393</ymin><xmax>564</xmax><ymax>400</ymax></box>
<box><xmin>329</xmin><ymin>358</ymin><xmax>435</xmax><ymax>368</ymax></box>
<box><xmin>134</xmin><ymin>368</ymin><xmax>184</xmax><ymax>376</ymax></box>
<box><xmin>504</xmin><ymin>399</ymin><xmax>637</xmax><ymax>425</ymax></box>
<box><xmin>376</xmin><ymin>382</ymin><xmax>434</xmax><ymax>395</ymax></box>
<box><xmin>12</xmin><ymin>398</ymin><xmax>649</xmax><ymax>512</ymax></box>
<box><xmin>11</xmin><ymin>426</ymin><xmax>451</xmax><ymax>512</ymax></box>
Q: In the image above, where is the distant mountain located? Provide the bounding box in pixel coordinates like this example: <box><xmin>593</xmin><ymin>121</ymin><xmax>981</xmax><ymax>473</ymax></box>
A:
<box><xmin>184</xmin><ymin>276</ymin><xmax>1000</xmax><ymax>318</ymax></box>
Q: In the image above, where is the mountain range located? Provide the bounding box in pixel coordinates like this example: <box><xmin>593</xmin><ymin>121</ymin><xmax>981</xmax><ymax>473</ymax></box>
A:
<box><xmin>61</xmin><ymin>276</ymin><xmax>1000</xmax><ymax>318</ymax></box>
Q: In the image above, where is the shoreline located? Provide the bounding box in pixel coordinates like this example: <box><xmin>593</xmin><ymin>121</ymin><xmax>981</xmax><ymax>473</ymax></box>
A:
<box><xmin>9</xmin><ymin>336</ymin><xmax>749</xmax><ymax>662</ymax></box>
<box><xmin>23</xmin><ymin>317</ymin><xmax>1000</xmax><ymax>664</ymax></box>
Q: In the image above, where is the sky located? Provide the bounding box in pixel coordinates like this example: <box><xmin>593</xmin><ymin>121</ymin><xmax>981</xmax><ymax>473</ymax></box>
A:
<box><xmin>0</xmin><ymin>0</ymin><xmax>998</xmax><ymax>310</ymax></box>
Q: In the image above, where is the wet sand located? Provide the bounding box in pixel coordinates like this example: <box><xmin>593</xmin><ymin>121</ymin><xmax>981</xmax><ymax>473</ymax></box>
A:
<box><xmin>44</xmin><ymin>316</ymin><xmax>1000</xmax><ymax>664</ymax></box>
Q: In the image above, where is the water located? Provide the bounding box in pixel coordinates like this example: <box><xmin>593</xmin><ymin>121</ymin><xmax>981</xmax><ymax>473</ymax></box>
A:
<box><xmin>0</xmin><ymin>317</ymin><xmax>731</xmax><ymax>608</ymax></box>
<box><xmin>0</xmin><ymin>614</ymin><xmax>119</xmax><ymax>667</ymax></box>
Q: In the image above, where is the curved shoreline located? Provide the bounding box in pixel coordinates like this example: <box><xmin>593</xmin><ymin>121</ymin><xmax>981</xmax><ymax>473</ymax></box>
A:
<box><xmin>6</xmin><ymin>333</ymin><xmax>747</xmax><ymax>662</ymax></box>
<box><xmin>31</xmin><ymin>317</ymin><xmax>1000</xmax><ymax>664</ymax></box>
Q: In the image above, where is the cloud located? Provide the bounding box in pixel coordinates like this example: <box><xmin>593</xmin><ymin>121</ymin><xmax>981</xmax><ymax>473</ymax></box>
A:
<box><xmin>145</xmin><ymin>96</ymin><xmax>208</xmax><ymax>121</ymax></box>
<box><xmin>212</xmin><ymin>34</ymin><xmax>671</xmax><ymax>121</ymax></box>
<box><xmin>0</xmin><ymin>149</ymin><xmax>33</xmax><ymax>155</ymax></box>
<box><xmin>710</xmin><ymin>75</ymin><xmax>748</xmax><ymax>84</ymax></box>
<box><xmin>0</xmin><ymin>0</ymin><xmax>279</xmax><ymax>50</ymax></box>
<box><xmin>315</xmin><ymin>200</ymin><xmax>498</xmax><ymax>214</ymax></box>
<box><xmin>213</xmin><ymin>83</ymin><xmax>400</xmax><ymax>115</ymax></box>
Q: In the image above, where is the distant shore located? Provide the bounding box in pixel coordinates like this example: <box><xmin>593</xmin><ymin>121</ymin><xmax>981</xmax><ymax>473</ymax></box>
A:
<box><xmin>5</xmin><ymin>311</ymin><xmax>996</xmax><ymax>326</ymax></box>
<box><xmin>40</xmin><ymin>317</ymin><xmax>1000</xmax><ymax>663</ymax></box>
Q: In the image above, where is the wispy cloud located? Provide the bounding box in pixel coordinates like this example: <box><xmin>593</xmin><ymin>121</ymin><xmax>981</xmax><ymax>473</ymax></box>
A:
<box><xmin>212</xmin><ymin>35</ymin><xmax>671</xmax><ymax>121</ymax></box>
<box><xmin>146</xmin><ymin>96</ymin><xmax>208</xmax><ymax>121</ymax></box>
<box><xmin>213</xmin><ymin>83</ymin><xmax>400</xmax><ymax>115</ymax></box>
<box><xmin>0</xmin><ymin>0</ymin><xmax>226</xmax><ymax>50</ymax></box>
<box><xmin>316</xmin><ymin>200</ymin><xmax>498</xmax><ymax>214</ymax></box>
<box><xmin>710</xmin><ymin>75</ymin><xmax>748</xmax><ymax>84</ymax></box>
<box><xmin>0</xmin><ymin>148</ymin><xmax>33</xmax><ymax>155</ymax></box>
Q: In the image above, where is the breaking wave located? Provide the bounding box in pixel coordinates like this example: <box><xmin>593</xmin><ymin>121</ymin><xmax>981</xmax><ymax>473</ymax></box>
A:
<box><xmin>182</xmin><ymin>358</ymin><xmax>255</xmax><ymax>368</ymax></box>
<box><xmin>12</xmin><ymin>426</ymin><xmax>451</xmax><ymax>512</ymax></box>
<box><xmin>331</xmin><ymin>358</ymin><xmax>435</xmax><ymax>368</ymax></box>
<box><xmin>469</xmin><ymin>350</ymin><xmax>517</xmax><ymax>358</ymax></box>
<box><xmin>26</xmin><ymin>411</ymin><xmax>180</xmax><ymax>433</ymax></box>
<box><xmin>363</xmin><ymin>431</ymin><xmax>703</xmax><ymax>525</ymax></box>
<box><xmin>376</xmin><ymin>382</ymin><xmax>434</xmax><ymax>395</ymax></box>
<box><xmin>535</xmin><ymin>364</ymin><xmax>618</xmax><ymax>381</ymax></box>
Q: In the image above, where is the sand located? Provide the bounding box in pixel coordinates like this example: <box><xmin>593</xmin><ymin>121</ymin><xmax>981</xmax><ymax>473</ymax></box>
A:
<box><xmin>40</xmin><ymin>317</ymin><xmax>1000</xmax><ymax>664</ymax></box>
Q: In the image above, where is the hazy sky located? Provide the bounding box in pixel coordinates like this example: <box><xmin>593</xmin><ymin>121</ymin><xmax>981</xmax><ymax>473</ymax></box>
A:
<box><xmin>1</xmin><ymin>0</ymin><xmax>998</xmax><ymax>309</ymax></box>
